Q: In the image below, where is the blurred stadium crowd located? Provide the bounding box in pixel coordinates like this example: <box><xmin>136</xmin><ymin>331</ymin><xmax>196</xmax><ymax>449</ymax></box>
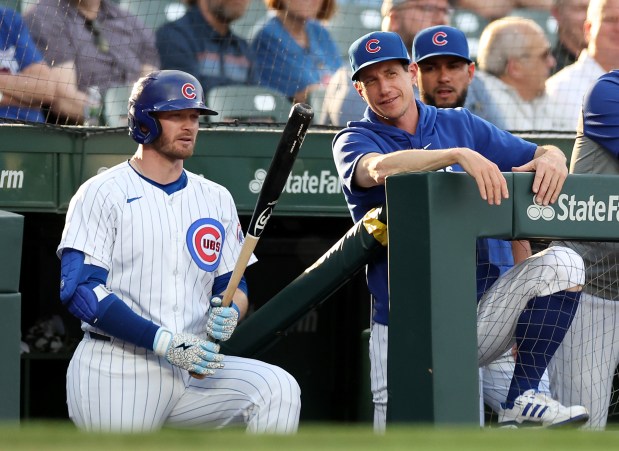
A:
<box><xmin>0</xmin><ymin>0</ymin><xmax>605</xmax><ymax>132</ymax></box>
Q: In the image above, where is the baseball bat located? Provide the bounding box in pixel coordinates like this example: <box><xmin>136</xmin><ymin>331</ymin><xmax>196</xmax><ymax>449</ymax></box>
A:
<box><xmin>220</xmin><ymin>102</ymin><xmax>314</xmax><ymax>307</ymax></box>
<box><xmin>191</xmin><ymin>103</ymin><xmax>313</xmax><ymax>379</ymax></box>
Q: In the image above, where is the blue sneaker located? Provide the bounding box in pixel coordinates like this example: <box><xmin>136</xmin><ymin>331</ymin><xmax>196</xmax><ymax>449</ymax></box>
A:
<box><xmin>498</xmin><ymin>389</ymin><xmax>589</xmax><ymax>427</ymax></box>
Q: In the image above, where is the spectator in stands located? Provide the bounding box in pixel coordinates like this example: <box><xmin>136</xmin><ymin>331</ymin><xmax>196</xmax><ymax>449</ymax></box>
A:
<box><xmin>454</xmin><ymin>0</ymin><xmax>551</xmax><ymax>21</ymax></box>
<box><xmin>550</xmin><ymin>0</ymin><xmax>588</xmax><ymax>74</ymax></box>
<box><xmin>0</xmin><ymin>7</ymin><xmax>89</xmax><ymax>124</ymax></box>
<box><xmin>546</xmin><ymin>0</ymin><xmax>619</xmax><ymax>131</ymax></box>
<box><xmin>476</xmin><ymin>16</ymin><xmax>558</xmax><ymax>131</ymax></box>
<box><xmin>549</xmin><ymin>70</ymin><xmax>619</xmax><ymax>430</ymax></box>
<box><xmin>156</xmin><ymin>0</ymin><xmax>258</xmax><ymax>94</ymax></box>
<box><xmin>381</xmin><ymin>0</ymin><xmax>453</xmax><ymax>51</ymax></box>
<box><xmin>251</xmin><ymin>0</ymin><xmax>342</xmax><ymax>104</ymax></box>
<box><xmin>321</xmin><ymin>0</ymin><xmax>452</xmax><ymax>126</ymax></box>
<box><xmin>24</xmin><ymin>0</ymin><xmax>159</xmax><ymax>124</ymax></box>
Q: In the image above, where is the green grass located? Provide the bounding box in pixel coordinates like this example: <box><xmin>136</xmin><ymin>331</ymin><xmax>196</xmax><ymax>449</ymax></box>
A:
<box><xmin>1</xmin><ymin>421</ymin><xmax>619</xmax><ymax>451</ymax></box>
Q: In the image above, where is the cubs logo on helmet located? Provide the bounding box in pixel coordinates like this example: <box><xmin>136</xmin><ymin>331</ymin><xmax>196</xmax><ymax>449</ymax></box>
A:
<box><xmin>182</xmin><ymin>83</ymin><xmax>197</xmax><ymax>100</ymax></box>
<box><xmin>186</xmin><ymin>218</ymin><xmax>226</xmax><ymax>271</ymax></box>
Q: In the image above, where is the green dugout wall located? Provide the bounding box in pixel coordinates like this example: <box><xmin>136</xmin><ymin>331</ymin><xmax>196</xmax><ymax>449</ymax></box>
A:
<box><xmin>386</xmin><ymin>172</ymin><xmax>619</xmax><ymax>425</ymax></box>
<box><xmin>0</xmin><ymin>209</ymin><xmax>23</xmax><ymax>421</ymax></box>
<box><xmin>0</xmin><ymin>126</ymin><xmax>575</xmax><ymax>216</ymax></box>
<box><xmin>0</xmin><ymin>124</ymin><xmax>346</xmax><ymax>215</ymax></box>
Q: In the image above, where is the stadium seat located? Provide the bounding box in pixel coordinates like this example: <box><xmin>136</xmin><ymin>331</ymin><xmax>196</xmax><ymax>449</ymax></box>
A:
<box><xmin>325</xmin><ymin>1</ymin><xmax>383</xmax><ymax>60</ymax></box>
<box><xmin>307</xmin><ymin>87</ymin><xmax>327</xmax><ymax>126</ymax></box>
<box><xmin>206</xmin><ymin>85</ymin><xmax>293</xmax><ymax>124</ymax></box>
<box><xmin>450</xmin><ymin>8</ymin><xmax>490</xmax><ymax>61</ymax></box>
<box><xmin>508</xmin><ymin>8</ymin><xmax>558</xmax><ymax>46</ymax></box>
<box><xmin>0</xmin><ymin>0</ymin><xmax>21</xmax><ymax>12</ymax></box>
<box><xmin>103</xmin><ymin>85</ymin><xmax>132</xmax><ymax>128</ymax></box>
<box><xmin>118</xmin><ymin>0</ymin><xmax>186</xmax><ymax>29</ymax></box>
<box><xmin>230</xmin><ymin>0</ymin><xmax>269</xmax><ymax>40</ymax></box>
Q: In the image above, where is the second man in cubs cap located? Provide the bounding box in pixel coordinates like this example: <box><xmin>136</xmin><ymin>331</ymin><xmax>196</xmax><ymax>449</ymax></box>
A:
<box><xmin>413</xmin><ymin>25</ymin><xmax>473</xmax><ymax>64</ymax></box>
<box><xmin>412</xmin><ymin>25</ymin><xmax>475</xmax><ymax>109</ymax></box>
<box><xmin>411</xmin><ymin>24</ymin><xmax>505</xmax><ymax>128</ymax></box>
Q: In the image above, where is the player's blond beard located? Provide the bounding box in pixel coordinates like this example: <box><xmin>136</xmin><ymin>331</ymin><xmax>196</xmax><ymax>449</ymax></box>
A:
<box><xmin>151</xmin><ymin>132</ymin><xmax>196</xmax><ymax>161</ymax></box>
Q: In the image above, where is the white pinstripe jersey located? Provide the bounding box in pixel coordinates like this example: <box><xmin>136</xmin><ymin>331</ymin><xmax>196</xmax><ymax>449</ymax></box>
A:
<box><xmin>57</xmin><ymin>160</ymin><xmax>256</xmax><ymax>336</ymax></box>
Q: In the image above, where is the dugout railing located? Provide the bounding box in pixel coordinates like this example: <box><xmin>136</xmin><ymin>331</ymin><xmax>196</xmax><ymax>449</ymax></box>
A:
<box><xmin>385</xmin><ymin>171</ymin><xmax>619</xmax><ymax>425</ymax></box>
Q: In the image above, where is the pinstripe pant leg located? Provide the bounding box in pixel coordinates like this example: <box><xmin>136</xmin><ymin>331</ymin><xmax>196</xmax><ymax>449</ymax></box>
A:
<box><xmin>549</xmin><ymin>293</ymin><xmax>619</xmax><ymax>429</ymax></box>
<box><xmin>66</xmin><ymin>337</ymin><xmax>182</xmax><ymax>432</ymax></box>
<box><xmin>477</xmin><ymin>246</ymin><xmax>585</xmax><ymax>367</ymax></box>
<box><xmin>369</xmin><ymin>323</ymin><xmax>387</xmax><ymax>434</ymax></box>
<box><xmin>168</xmin><ymin>356</ymin><xmax>300</xmax><ymax>433</ymax></box>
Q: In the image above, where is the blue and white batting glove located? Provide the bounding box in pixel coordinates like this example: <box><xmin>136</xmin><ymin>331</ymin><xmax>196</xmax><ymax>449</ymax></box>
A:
<box><xmin>206</xmin><ymin>295</ymin><xmax>240</xmax><ymax>341</ymax></box>
<box><xmin>153</xmin><ymin>328</ymin><xmax>224</xmax><ymax>376</ymax></box>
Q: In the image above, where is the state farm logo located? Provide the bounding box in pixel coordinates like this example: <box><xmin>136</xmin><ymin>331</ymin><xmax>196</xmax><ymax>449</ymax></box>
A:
<box><xmin>527</xmin><ymin>194</ymin><xmax>619</xmax><ymax>222</ymax></box>
<box><xmin>0</xmin><ymin>169</ymin><xmax>24</xmax><ymax>188</ymax></box>
<box><xmin>527</xmin><ymin>195</ymin><xmax>555</xmax><ymax>221</ymax></box>
<box><xmin>249</xmin><ymin>169</ymin><xmax>341</xmax><ymax>194</ymax></box>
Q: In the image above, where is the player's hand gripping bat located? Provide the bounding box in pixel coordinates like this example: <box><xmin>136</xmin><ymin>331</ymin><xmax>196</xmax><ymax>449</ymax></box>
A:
<box><xmin>191</xmin><ymin>102</ymin><xmax>314</xmax><ymax>379</ymax></box>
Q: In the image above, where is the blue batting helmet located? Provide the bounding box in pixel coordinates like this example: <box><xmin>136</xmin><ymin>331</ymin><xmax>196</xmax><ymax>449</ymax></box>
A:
<box><xmin>128</xmin><ymin>70</ymin><xmax>218</xmax><ymax>144</ymax></box>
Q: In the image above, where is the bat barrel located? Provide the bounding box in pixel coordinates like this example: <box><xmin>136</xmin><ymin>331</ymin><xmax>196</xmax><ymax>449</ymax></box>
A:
<box><xmin>291</xmin><ymin>103</ymin><xmax>314</xmax><ymax>120</ymax></box>
<box><xmin>247</xmin><ymin>103</ymin><xmax>314</xmax><ymax>238</ymax></box>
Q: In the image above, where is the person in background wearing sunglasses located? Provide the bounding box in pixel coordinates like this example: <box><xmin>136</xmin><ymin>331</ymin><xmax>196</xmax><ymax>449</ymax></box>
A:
<box><xmin>550</xmin><ymin>0</ymin><xmax>589</xmax><ymax>75</ymax></box>
<box><xmin>546</xmin><ymin>0</ymin><xmax>619</xmax><ymax>131</ymax></box>
<box><xmin>475</xmin><ymin>16</ymin><xmax>559</xmax><ymax>132</ymax></box>
<box><xmin>24</xmin><ymin>0</ymin><xmax>159</xmax><ymax>125</ymax></box>
<box><xmin>454</xmin><ymin>0</ymin><xmax>552</xmax><ymax>22</ymax></box>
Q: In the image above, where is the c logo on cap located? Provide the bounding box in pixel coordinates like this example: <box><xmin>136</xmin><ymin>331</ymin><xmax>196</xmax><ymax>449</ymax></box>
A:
<box><xmin>432</xmin><ymin>31</ymin><xmax>448</xmax><ymax>46</ymax></box>
<box><xmin>365</xmin><ymin>39</ymin><xmax>381</xmax><ymax>53</ymax></box>
<box><xmin>181</xmin><ymin>83</ymin><xmax>197</xmax><ymax>99</ymax></box>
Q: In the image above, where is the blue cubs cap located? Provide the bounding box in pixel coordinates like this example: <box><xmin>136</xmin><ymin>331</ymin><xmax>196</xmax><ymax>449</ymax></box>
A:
<box><xmin>349</xmin><ymin>31</ymin><xmax>411</xmax><ymax>81</ymax></box>
<box><xmin>413</xmin><ymin>25</ymin><xmax>473</xmax><ymax>64</ymax></box>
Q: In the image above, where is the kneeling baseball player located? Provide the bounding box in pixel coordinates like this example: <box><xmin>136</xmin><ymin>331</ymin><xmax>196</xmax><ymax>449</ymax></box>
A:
<box><xmin>57</xmin><ymin>70</ymin><xmax>301</xmax><ymax>433</ymax></box>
